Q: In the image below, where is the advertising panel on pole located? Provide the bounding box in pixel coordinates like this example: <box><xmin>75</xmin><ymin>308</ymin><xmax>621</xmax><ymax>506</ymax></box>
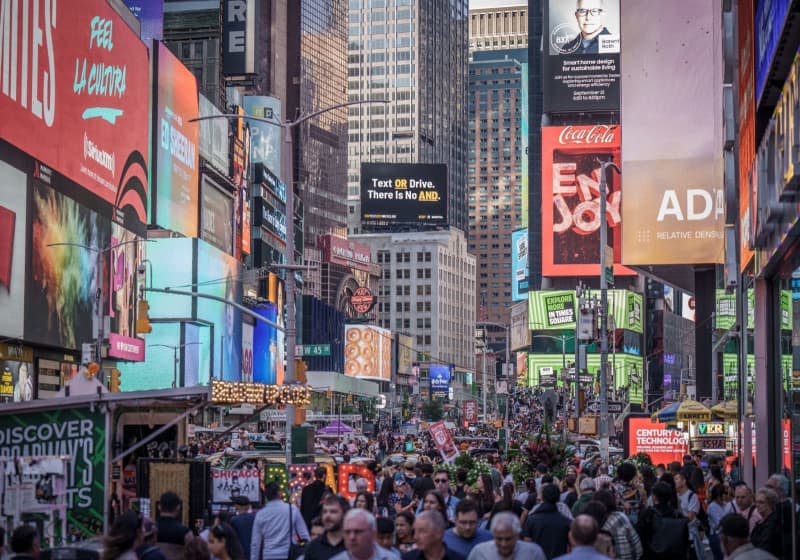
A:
<box><xmin>541</xmin><ymin>125</ymin><xmax>632</xmax><ymax>276</ymax></box>
<box><xmin>397</xmin><ymin>333</ymin><xmax>413</xmax><ymax>375</ymax></box>
<box><xmin>624</xmin><ymin>417</ymin><xmax>688</xmax><ymax>466</ymax></box>
<box><xmin>360</xmin><ymin>163</ymin><xmax>448</xmax><ymax>229</ymax></box>
<box><xmin>620</xmin><ymin>0</ymin><xmax>725</xmax><ymax>265</ymax></box>
<box><xmin>463</xmin><ymin>401</ymin><xmax>479</xmax><ymax>424</ymax></box>
<box><xmin>344</xmin><ymin>325</ymin><xmax>392</xmax><ymax>381</ymax></box>
<box><xmin>108</xmin><ymin>223</ymin><xmax>145</xmax><ymax>361</ymax></box>
<box><xmin>429</xmin><ymin>420</ymin><xmax>459</xmax><ymax>463</ymax></box>
<box><xmin>429</xmin><ymin>364</ymin><xmax>452</xmax><ymax>399</ymax></box>
<box><xmin>0</xmin><ymin>161</ymin><xmax>27</xmax><ymax>339</ymax></box>
<box><xmin>543</xmin><ymin>0</ymin><xmax>621</xmax><ymax>113</ymax></box>
<box><xmin>0</xmin><ymin>407</ymin><xmax>107</xmax><ymax>540</ymax></box>
<box><xmin>243</xmin><ymin>96</ymin><xmax>282</xmax><ymax>180</ymax></box>
<box><xmin>739</xmin><ymin>0</ymin><xmax>756</xmax><ymax>270</ymax></box>
<box><xmin>153</xmin><ymin>42</ymin><xmax>200</xmax><ymax>237</ymax></box>
<box><xmin>241</xmin><ymin>322</ymin><xmax>253</xmax><ymax>383</ymax></box>
<box><xmin>0</xmin><ymin>0</ymin><xmax>150</xmax><ymax>225</ymax></box>
<box><xmin>211</xmin><ymin>469</ymin><xmax>260</xmax><ymax>503</ymax></box>
<box><xmin>521</xmin><ymin>62</ymin><xmax>529</xmax><ymax>229</ymax></box>
<box><xmin>512</xmin><ymin>229</ymin><xmax>529</xmax><ymax>301</ymax></box>
<box><xmin>123</xmin><ymin>0</ymin><xmax>164</xmax><ymax>43</ymax></box>
<box><xmin>754</xmin><ymin>0</ymin><xmax>792</xmax><ymax>104</ymax></box>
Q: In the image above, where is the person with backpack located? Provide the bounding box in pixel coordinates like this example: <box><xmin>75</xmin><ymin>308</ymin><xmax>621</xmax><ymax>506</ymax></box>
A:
<box><xmin>636</xmin><ymin>481</ymin><xmax>690</xmax><ymax>560</ymax></box>
<box><xmin>674</xmin><ymin>472</ymin><xmax>711</xmax><ymax>560</ymax></box>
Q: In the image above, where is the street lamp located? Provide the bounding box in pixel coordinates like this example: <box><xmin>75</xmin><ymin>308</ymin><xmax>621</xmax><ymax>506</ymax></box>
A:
<box><xmin>190</xmin><ymin>98</ymin><xmax>388</xmax><ymax>465</ymax></box>
<box><xmin>476</xmin><ymin>321</ymin><xmax>510</xmax><ymax>450</ymax></box>
<box><xmin>597</xmin><ymin>159</ymin><xmax>621</xmax><ymax>464</ymax></box>
<box><xmin>149</xmin><ymin>343</ymin><xmax>202</xmax><ymax>388</ymax></box>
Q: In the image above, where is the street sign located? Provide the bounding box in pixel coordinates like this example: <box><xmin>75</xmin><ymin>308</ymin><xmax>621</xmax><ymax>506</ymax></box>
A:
<box><xmin>586</xmin><ymin>400</ymin><xmax>624</xmax><ymax>414</ymax></box>
<box><xmin>302</xmin><ymin>344</ymin><xmax>331</xmax><ymax>357</ymax></box>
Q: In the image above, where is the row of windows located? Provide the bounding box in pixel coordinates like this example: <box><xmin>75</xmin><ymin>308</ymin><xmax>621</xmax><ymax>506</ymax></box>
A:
<box><xmin>348</xmin><ymin>64</ymin><xmax>414</xmax><ymax>77</ymax></box>
<box><xmin>376</xmin><ymin>250</ymin><xmax>431</xmax><ymax>263</ymax></box>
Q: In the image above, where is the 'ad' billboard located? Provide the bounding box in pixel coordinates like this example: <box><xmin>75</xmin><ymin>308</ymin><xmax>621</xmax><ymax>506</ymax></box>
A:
<box><xmin>0</xmin><ymin>161</ymin><xmax>27</xmax><ymax>339</ymax></box>
<box><xmin>152</xmin><ymin>42</ymin><xmax>200</xmax><ymax>237</ymax></box>
<box><xmin>755</xmin><ymin>0</ymin><xmax>792</xmax><ymax>103</ymax></box>
<box><xmin>429</xmin><ymin>364</ymin><xmax>452</xmax><ymax>399</ymax></box>
<box><xmin>739</xmin><ymin>0</ymin><xmax>756</xmax><ymax>270</ymax></box>
<box><xmin>512</xmin><ymin>229</ymin><xmax>529</xmax><ymax>301</ymax></box>
<box><xmin>620</xmin><ymin>0</ymin><xmax>724</xmax><ymax>265</ymax></box>
<box><xmin>243</xmin><ymin>96</ymin><xmax>282</xmax><ymax>180</ymax></box>
<box><xmin>345</xmin><ymin>325</ymin><xmax>392</xmax><ymax>381</ymax></box>
<box><xmin>541</xmin><ymin>125</ymin><xmax>632</xmax><ymax>277</ymax></box>
<box><xmin>543</xmin><ymin>0</ymin><xmax>621</xmax><ymax>112</ymax></box>
<box><xmin>0</xmin><ymin>0</ymin><xmax>150</xmax><ymax>225</ymax></box>
<box><xmin>360</xmin><ymin>163</ymin><xmax>448</xmax><ymax>229</ymax></box>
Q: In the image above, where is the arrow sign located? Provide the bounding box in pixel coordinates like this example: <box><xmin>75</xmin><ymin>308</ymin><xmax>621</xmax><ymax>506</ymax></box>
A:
<box><xmin>586</xmin><ymin>401</ymin><xmax>624</xmax><ymax>414</ymax></box>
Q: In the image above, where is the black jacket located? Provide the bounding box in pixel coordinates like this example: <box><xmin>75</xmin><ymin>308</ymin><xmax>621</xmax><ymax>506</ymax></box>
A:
<box><xmin>302</xmin><ymin>531</ymin><xmax>346</xmax><ymax>560</ymax></box>
<box><xmin>230</xmin><ymin>511</ymin><xmax>256</xmax><ymax>556</ymax></box>
<box><xmin>401</xmin><ymin>544</ymin><xmax>465</xmax><ymax>560</ymax></box>
<box><xmin>522</xmin><ymin>502</ymin><xmax>571</xmax><ymax>559</ymax></box>
<box><xmin>300</xmin><ymin>479</ymin><xmax>329</xmax><ymax>526</ymax></box>
<box><xmin>750</xmin><ymin>510</ymin><xmax>783</xmax><ymax>558</ymax></box>
<box><xmin>635</xmin><ymin>504</ymin><xmax>689</xmax><ymax>560</ymax></box>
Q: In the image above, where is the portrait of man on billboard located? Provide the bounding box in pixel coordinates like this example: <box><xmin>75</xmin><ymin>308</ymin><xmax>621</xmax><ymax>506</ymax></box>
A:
<box><xmin>549</xmin><ymin>0</ymin><xmax>620</xmax><ymax>55</ymax></box>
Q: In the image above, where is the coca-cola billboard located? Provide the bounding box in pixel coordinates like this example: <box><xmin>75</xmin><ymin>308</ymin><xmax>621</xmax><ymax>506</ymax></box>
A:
<box><xmin>541</xmin><ymin>125</ymin><xmax>634</xmax><ymax>277</ymax></box>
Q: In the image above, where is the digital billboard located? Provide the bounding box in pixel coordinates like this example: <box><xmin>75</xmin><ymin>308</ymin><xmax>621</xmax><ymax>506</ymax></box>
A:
<box><xmin>27</xmin><ymin>183</ymin><xmax>111</xmax><ymax>350</ymax></box>
<box><xmin>199</xmin><ymin>94</ymin><xmax>230</xmax><ymax>175</ymax></box>
<box><xmin>512</xmin><ymin>229</ymin><xmax>529</xmax><ymax>301</ymax></box>
<box><xmin>243</xmin><ymin>96</ymin><xmax>282</xmax><ymax>179</ymax></box>
<box><xmin>755</xmin><ymin>0</ymin><xmax>792</xmax><ymax>103</ymax></box>
<box><xmin>541</xmin><ymin>125</ymin><xmax>632</xmax><ymax>277</ymax></box>
<box><xmin>527</xmin><ymin>353</ymin><xmax>643</xmax><ymax>403</ymax></box>
<box><xmin>624</xmin><ymin>417</ymin><xmax>688</xmax><ymax>466</ymax></box>
<box><xmin>201</xmin><ymin>177</ymin><xmax>234</xmax><ymax>254</ymax></box>
<box><xmin>0</xmin><ymin>160</ymin><xmax>27</xmax><ymax>339</ymax></box>
<box><xmin>360</xmin><ymin>163</ymin><xmax>448</xmax><ymax>229</ymax></box>
<box><xmin>152</xmin><ymin>41</ymin><xmax>200</xmax><ymax>237</ymax></box>
<box><xmin>123</xmin><ymin>0</ymin><xmax>164</xmax><ymax>43</ymax></box>
<box><xmin>0</xmin><ymin>0</ymin><xmax>150</xmax><ymax>225</ymax></box>
<box><xmin>521</xmin><ymin>62</ymin><xmax>529</xmax><ymax>229</ymax></box>
<box><xmin>429</xmin><ymin>364</ymin><xmax>452</xmax><ymax>399</ymax></box>
<box><xmin>621</xmin><ymin>0</ymin><xmax>724</xmax><ymax>265</ymax></box>
<box><xmin>510</xmin><ymin>301</ymin><xmax>531</xmax><ymax>352</ymax></box>
<box><xmin>739</xmin><ymin>0</ymin><xmax>756</xmax><ymax>270</ymax></box>
<box><xmin>108</xmin><ymin>223</ymin><xmax>145</xmax><ymax>361</ymax></box>
<box><xmin>345</xmin><ymin>325</ymin><xmax>392</xmax><ymax>381</ymax></box>
<box><xmin>543</xmin><ymin>0</ymin><xmax>621</xmax><ymax>112</ymax></box>
<box><xmin>529</xmin><ymin>289</ymin><xmax>644</xmax><ymax>334</ymax></box>
<box><xmin>715</xmin><ymin>288</ymin><xmax>791</xmax><ymax>331</ymax></box>
<box><xmin>253</xmin><ymin>304</ymin><xmax>279</xmax><ymax>384</ymax></box>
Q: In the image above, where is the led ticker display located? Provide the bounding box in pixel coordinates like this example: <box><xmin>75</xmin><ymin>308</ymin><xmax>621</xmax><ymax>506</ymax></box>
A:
<box><xmin>360</xmin><ymin>163</ymin><xmax>448</xmax><ymax>229</ymax></box>
<box><xmin>210</xmin><ymin>380</ymin><xmax>311</xmax><ymax>406</ymax></box>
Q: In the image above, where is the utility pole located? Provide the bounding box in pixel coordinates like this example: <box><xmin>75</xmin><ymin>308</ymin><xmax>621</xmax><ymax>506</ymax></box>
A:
<box><xmin>597</xmin><ymin>159</ymin><xmax>620</xmax><ymax>465</ymax></box>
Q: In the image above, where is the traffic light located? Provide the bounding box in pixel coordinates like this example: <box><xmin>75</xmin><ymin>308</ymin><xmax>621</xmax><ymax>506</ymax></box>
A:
<box><xmin>110</xmin><ymin>369</ymin><xmax>121</xmax><ymax>392</ymax></box>
<box><xmin>294</xmin><ymin>359</ymin><xmax>308</xmax><ymax>383</ymax></box>
<box><xmin>135</xmin><ymin>299</ymin><xmax>152</xmax><ymax>334</ymax></box>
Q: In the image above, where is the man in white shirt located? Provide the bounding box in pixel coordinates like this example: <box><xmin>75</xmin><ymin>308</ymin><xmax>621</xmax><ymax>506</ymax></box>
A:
<box><xmin>674</xmin><ymin>472</ymin><xmax>700</xmax><ymax>521</ymax></box>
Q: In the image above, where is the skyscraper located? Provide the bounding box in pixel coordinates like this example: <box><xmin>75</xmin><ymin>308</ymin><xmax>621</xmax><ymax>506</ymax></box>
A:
<box><xmin>469</xmin><ymin>2</ymin><xmax>528</xmax><ymax>53</ymax></box>
<box><xmin>346</xmin><ymin>0</ymin><xmax>469</xmax><ymax>235</ymax></box>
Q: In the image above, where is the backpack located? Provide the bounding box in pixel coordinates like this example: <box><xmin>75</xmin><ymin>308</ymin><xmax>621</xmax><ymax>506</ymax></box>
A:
<box><xmin>649</xmin><ymin>509</ymin><xmax>689</xmax><ymax>559</ymax></box>
<box><xmin>688</xmin><ymin>490</ymin><xmax>711</xmax><ymax>534</ymax></box>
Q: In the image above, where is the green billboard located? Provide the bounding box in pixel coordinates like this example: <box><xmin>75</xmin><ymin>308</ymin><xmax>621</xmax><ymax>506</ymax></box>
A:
<box><xmin>715</xmin><ymin>289</ymin><xmax>791</xmax><ymax>331</ymax></box>
<box><xmin>529</xmin><ymin>289</ymin><xmax>644</xmax><ymax>334</ymax></box>
<box><xmin>0</xmin><ymin>407</ymin><xmax>106</xmax><ymax>539</ymax></box>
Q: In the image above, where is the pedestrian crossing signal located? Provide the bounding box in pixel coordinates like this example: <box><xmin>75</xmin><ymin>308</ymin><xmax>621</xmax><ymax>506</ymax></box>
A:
<box><xmin>136</xmin><ymin>300</ymin><xmax>152</xmax><ymax>334</ymax></box>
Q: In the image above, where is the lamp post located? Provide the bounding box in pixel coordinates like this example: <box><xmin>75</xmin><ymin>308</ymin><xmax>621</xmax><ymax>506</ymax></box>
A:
<box><xmin>150</xmin><ymin>343</ymin><xmax>202</xmax><ymax>388</ymax></box>
<box><xmin>597</xmin><ymin>159</ymin><xmax>620</xmax><ymax>464</ymax></box>
<box><xmin>476</xmin><ymin>321</ymin><xmax>510</xmax><ymax>450</ymax></box>
<box><xmin>190</xmin><ymin>98</ymin><xmax>387</xmax><ymax>465</ymax></box>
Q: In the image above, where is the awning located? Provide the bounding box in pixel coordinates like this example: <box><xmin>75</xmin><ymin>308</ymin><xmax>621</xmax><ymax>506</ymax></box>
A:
<box><xmin>306</xmin><ymin>371</ymin><xmax>381</xmax><ymax>398</ymax></box>
<box><xmin>652</xmin><ymin>399</ymin><xmax>712</xmax><ymax>423</ymax></box>
<box><xmin>710</xmin><ymin>400</ymin><xmax>752</xmax><ymax>419</ymax></box>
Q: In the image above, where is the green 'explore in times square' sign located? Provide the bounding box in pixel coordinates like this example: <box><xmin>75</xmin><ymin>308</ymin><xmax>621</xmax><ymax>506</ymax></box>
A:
<box><xmin>0</xmin><ymin>407</ymin><xmax>106</xmax><ymax>540</ymax></box>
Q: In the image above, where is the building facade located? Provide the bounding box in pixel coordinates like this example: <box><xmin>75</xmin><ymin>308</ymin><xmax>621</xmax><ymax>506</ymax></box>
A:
<box><xmin>469</xmin><ymin>2</ymin><xmax>528</xmax><ymax>53</ymax></box>
<box><xmin>346</xmin><ymin>0</ymin><xmax>469</xmax><ymax>235</ymax></box>
<box><xmin>353</xmin><ymin>229</ymin><xmax>476</xmax><ymax>373</ymax></box>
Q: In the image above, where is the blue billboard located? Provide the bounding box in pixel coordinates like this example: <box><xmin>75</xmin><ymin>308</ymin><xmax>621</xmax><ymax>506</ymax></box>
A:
<box><xmin>512</xmin><ymin>228</ymin><xmax>529</xmax><ymax>301</ymax></box>
<box><xmin>755</xmin><ymin>0</ymin><xmax>791</xmax><ymax>103</ymax></box>
<box><xmin>429</xmin><ymin>365</ymin><xmax>452</xmax><ymax>399</ymax></box>
<box><xmin>253</xmin><ymin>304</ymin><xmax>281</xmax><ymax>384</ymax></box>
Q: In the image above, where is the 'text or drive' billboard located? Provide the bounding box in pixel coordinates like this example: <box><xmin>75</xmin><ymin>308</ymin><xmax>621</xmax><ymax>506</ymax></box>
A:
<box><xmin>360</xmin><ymin>163</ymin><xmax>448</xmax><ymax>230</ymax></box>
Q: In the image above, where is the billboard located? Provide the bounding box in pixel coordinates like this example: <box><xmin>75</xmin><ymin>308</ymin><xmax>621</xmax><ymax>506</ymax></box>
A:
<box><xmin>242</xmin><ymin>322</ymin><xmax>254</xmax><ymax>383</ymax></box>
<box><xmin>0</xmin><ymin>407</ymin><xmax>107</xmax><ymax>540</ymax></box>
<box><xmin>152</xmin><ymin>42</ymin><xmax>200</xmax><ymax>237</ymax></box>
<box><xmin>397</xmin><ymin>334</ymin><xmax>413</xmax><ymax>376</ymax></box>
<box><xmin>529</xmin><ymin>289</ymin><xmax>644</xmax><ymax>333</ymax></box>
<box><xmin>243</xmin><ymin>96</ymin><xmax>282</xmax><ymax>179</ymax></box>
<box><xmin>108</xmin><ymin>223</ymin><xmax>145</xmax><ymax>361</ymax></box>
<box><xmin>0</xmin><ymin>160</ymin><xmax>27</xmax><ymax>339</ymax></box>
<box><xmin>429</xmin><ymin>364</ymin><xmax>452</xmax><ymax>399</ymax></box>
<box><xmin>123</xmin><ymin>0</ymin><xmax>164</xmax><ymax>43</ymax></box>
<box><xmin>0</xmin><ymin>0</ymin><xmax>150</xmax><ymax>225</ymax></box>
<box><xmin>541</xmin><ymin>125</ymin><xmax>632</xmax><ymax>276</ymax></box>
<box><xmin>543</xmin><ymin>0</ymin><xmax>621</xmax><ymax>112</ymax></box>
<box><xmin>715</xmin><ymin>289</ymin><xmax>791</xmax><ymax>331</ymax></box>
<box><xmin>222</xmin><ymin>0</ymin><xmax>256</xmax><ymax>76</ymax></box>
<box><xmin>345</xmin><ymin>325</ymin><xmax>392</xmax><ymax>381</ymax></box>
<box><xmin>521</xmin><ymin>63</ymin><xmax>529</xmax><ymax>229</ymax></box>
<box><xmin>510</xmin><ymin>301</ymin><xmax>531</xmax><ymax>352</ymax></box>
<box><xmin>319</xmin><ymin>235</ymin><xmax>373</xmax><ymax>273</ymax></box>
<box><xmin>739</xmin><ymin>0</ymin><xmax>756</xmax><ymax>270</ymax></box>
<box><xmin>27</xmin><ymin>183</ymin><xmax>110</xmax><ymax>350</ymax></box>
<box><xmin>253</xmin><ymin>304</ymin><xmax>279</xmax><ymax>385</ymax></box>
<box><xmin>463</xmin><ymin>400</ymin><xmax>479</xmax><ymax>424</ymax></box>
<box><xmin>621</xmin><ymin>0</ymin><xmax>725</xmax><ymax>265</ymax></box>
<box><xmin>755</xmin><ymin>0</ymin><xmax>792</xmax><ymax>103</ymax></box>
<box><xmin>211</xmin><ymin>469</ymin><xmax>260</xmax><ymax>504</ymax></box>
<box><xmin>360</xmin><ymin>163</ymin><xmax>448</xmax><ymax>229</ymax></box>
<box><xmin>512</xmin><ymin>229</ymin><xmax>529</xmax><ymax>300</ymax></box>
<box><xmin>201</xmin><ymin>177</ymin><xmax>234</xmax><ymax>254</ymax></box>
<box><xmin>624</xmin><ymin>417</ymin><xmax>688</xmax><ymax>466</ymax></box>
<box><xmin>199</xmin><ymin>94</ymin><xmax>231</xmax><ymax>175</ymax></box>
<box><xmin>527</xmin><ymin>353</ymin><xmax>644</xmax><ymax>403</ymax></box>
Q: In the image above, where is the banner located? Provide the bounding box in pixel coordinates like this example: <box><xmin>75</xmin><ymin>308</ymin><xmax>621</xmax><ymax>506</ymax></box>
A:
<box><xmin>625</xmin><ymin>417</ymin><xmax>688</xmax><ymax>466</ymax></box>
<box><xmin>0</xmin><ymin>407</ymin><xmax>106</xmax><ymax>539</ymax></box>
<box><xmin>543</xmin><ymin>0</ymin><xmax>621</xmax><ymax>112</ymax></box>
<box><xmin>0</xmin><ymin>161</ymin><xmax>27</xmax><ymax>338</ymax></box>
<box><xmin>463</xmin><ymin>401</ymin><xmax>479</xmax><ymax>424</ymax></box>
<box><xmin>429</xmin><ymin>421</ymin><xmax>459</xmax><ymax>463</ymax></box>
<box><xmin>621</xmin><ymin>0</ymin><xmax>724</xmax><ymax>265</ymax></box>
<box><xmin>512</xmin><ymin>229</ymin><xmax>529</xmax><ymax>300</ymax></box>
<box><xmin>211</xmin><ymin>469</ymin><xmax>260</xmax><ymax>503</ymax></box>
<box><xmin>0</xmin><ymin>0</ymin><xmax>150</xmax><ymax>225</ymax></box>
<box><xmin>755</xmin><ymin>0</ymin><xmax>792</xmax><ymax>103</ymax></box>
<box><xmin>541</xmin><ymin>125</ymin><xmax>633</xmax><ymax>276</ymax></box>
<box><xmin>108</xmin><ymin>223</ymin><xmax>145</xmax><ymax>361</ymax></box>
<box><xmin>429</xmin><ymin>364</ymin><xmax>451</xmax><ymax>399</ymax></box>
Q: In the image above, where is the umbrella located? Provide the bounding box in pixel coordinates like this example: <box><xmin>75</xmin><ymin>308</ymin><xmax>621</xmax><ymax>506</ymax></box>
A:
<box><xmin>652</xmin><ymin>399</ymin><xmax>712</xmax><ymax>423</ymax></box>
<box><xmin>317</xmin><ymin>420</ymin><xmax>354</xmax><ymax>436</ymax></box>
<box><xmin>710</xmin><ymin>400</ymin><xmax>752</xmax><ymax>419</ymax></box>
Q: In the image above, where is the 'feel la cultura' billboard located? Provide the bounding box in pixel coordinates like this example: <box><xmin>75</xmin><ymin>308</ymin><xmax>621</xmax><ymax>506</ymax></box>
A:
<box><xmin>360</xmin><ymin>163</ymin><xmax>448</xmax><ymax>230</ymax></box>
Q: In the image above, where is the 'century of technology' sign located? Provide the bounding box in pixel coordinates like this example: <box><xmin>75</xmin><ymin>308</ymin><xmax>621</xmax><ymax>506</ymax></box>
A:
<box><xmin>361</xmin><ymin>163</ymin><xmax>448</xmax><ymax>230</ymax></box>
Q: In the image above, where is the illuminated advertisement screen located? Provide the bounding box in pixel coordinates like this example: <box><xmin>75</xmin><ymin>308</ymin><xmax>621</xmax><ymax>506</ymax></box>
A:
<box><xmin>253</xmin><ymin>304</ymin><xmax>282</xmax><ymax>385</ymax></box>
<box><xmin>0</xmin><ymin>160</ymin><xmax>27</xmax><ymax>339</ymax></box>
<box><xmin>153</xmin><ymin>42</ymin><xmax>200</xmax><ymax>237</ymax></box>
<box><xmin>360</xmin><ymin>163</ymin><xmax>448</xmax><ymax>229</ymax></box>
<box><xmin>521</xmin><ymin>62</ymin><xmax>529</xmax><ymax>229</ymax></box>
<box><xmin>429</xmin><ymin>365</ymin><xmax>452</xmax><ymax>399</ymax></box>
<box><xmin>512</xmin><ymin>228</ymin><xmax>529</xmax><ymax>301</ymax></box>
<box><xmin>755</xmin><ymin>0</ymin><xmax>792</xmax><ymax>103</ymax></box>
<box><xmin>345</xmin><ymin>325</ymin><xmax>392</xmax><ymax>381</ymax></box>
<box><xmin>529</xmin><ymin>289</ymin><xmax>643</xmax><ymax>334</ymax></box>
<box><xmin>543</xmin><ymin>0</ymin><xmax>620</xmax><ymax>112</ymax></box>
<box><xmin>0</xmin><ymin>0</ymin><xmax>150</xmax><ymax>225</ymax></box>
<box><xmin>624</xmin><ymin>417</ymin><xmax>688</xmax><ymax>466</ymax></box>
<box><xmin>108</xmin><ymin>223</ymin><xmax>145</xmax><ymax>361</ymax></box>
<box><xmin>541</xmin><ymin>125</ymin><xmax>632</xmax><ymax>277</ymax></box>
<box><xmin>123</xmin><ymin>0</ymin><xmax>164</xmax><ymax>43</ymax></box>
<box><xmin>201</xmin><ymin>178</ymin><xmax>234</xmax><ymax>254</ymax></box>
<box><xmin>243</xmin><ymin>96</ymin><xmax>282</xmax><ymax>179</ymax></box>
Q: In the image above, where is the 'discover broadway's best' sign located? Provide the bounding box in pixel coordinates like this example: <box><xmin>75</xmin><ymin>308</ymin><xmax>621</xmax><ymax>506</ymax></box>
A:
<box><xmin>0</xmin><ymin>0</ymin><xmax>150</xmax><ymax>224</ymax></box>
<box><xmin>0</xmin><ymin>407</ymin><xmax>106</xmax><ymax>538</ymax></box>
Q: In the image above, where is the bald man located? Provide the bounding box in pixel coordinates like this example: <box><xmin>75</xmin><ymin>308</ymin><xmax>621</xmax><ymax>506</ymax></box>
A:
<box><xmin>553</xmin><ymin>515</ymin><xmax>610</xmax><ymax>560</ymax></box>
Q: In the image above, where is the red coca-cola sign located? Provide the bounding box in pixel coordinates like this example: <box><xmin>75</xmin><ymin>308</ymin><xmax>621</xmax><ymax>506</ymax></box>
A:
<box><xmin>558</xmin><ymin>125</ymin><xmax>617</xmax><ymax>145</ymax></box>
<box><xmin>350</xmin><ymin>286</ymin><xmax>376</xmax><ymax>314</ymax></box>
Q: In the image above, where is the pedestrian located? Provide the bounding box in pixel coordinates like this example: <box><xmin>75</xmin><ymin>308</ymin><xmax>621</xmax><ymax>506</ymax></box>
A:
<box><xmin>523</xmin><ymin>483</ymin><xmax>571</xmax><ymax>559</ymax></box>
<box><xmin>487</xmin><ymin>483</ymin><xmax>524</xmax><ymax>528</ymax></box>
<box><xmin>420</xmin><ymin>490</ymin><xmax>451</xmax><ymax>526</ymax></box>
<box><xmin>376</xmin><ymin>517</ymin><xmax>402</xmax><ymax>556</ymax></box>
<box><xmin>706</xmin><ymin>483</ymin><xmax>732</xmax><ymax>560</ymax></box>
<box><xmin>302</xmin><ymin>467</ymin><xmax>334</xmax><ymax>527</ymax></box>
<box><xmin>251</xmin><ymin>481</ymin><xmax>310</xmax><ymax>560</ymax></box>
<box><xmin>136</xmin><ymin>517</ymin><xmax>167</xmax><ymax>560</ymax></box>
<box><xmin>103</xmin><ymin>511</ymin><xmax>142</xmax><ymax>560</ymax></box>
<box><xmin>402</xmin><ymin>511</ymin><xmax>464</xmax><ymax>560</ymax></box>
<box><xmin>472</xmin><ymin>474</ymin><xmax>496</xmax><ymax>521</ymax></box>
<box><xmin>635</xmin><ymin>481</ymin><xmax>689</xmax><ymax>560</ymax></box>
<box><xmin>444</xmin><ymin>499</ymin><xmax>493</xmax><ymax>558</ymax></box>
<box><xmin>330</xmin><ymin>509</ymin><xmax>397</xmax><ymax>560</ymax></box>
<box><xmin>765</xmin><ymin>474</ymin><xmax>793</xmax><ymax>560</ymax></box>
<box><xmin>592</xmin><ymin>490</ymin><xmax>642</xmax><ymax>560</ymax></box>
<box><xmin>731</xmin><ymin>482</ymin><xmax>761</xmax><ymax>532</ymax></box>
<box><xmin>749</xmin><ymin>488</ymin><xmax>782</xmax><ymax>558</ymax></box>
<box><xmin>156</xmin><ymin>491</ymin><xmax>193</xmax><ymax>546</ymax></box>
<box><xmin>467</xmin><ymin>512</ymin><xmax>546</xmax><ymax>560</ymax></box>
<box><xmin>395</xmin><ymin>511</ymin><xmax>416</xmax><ymax>553</ymax></box>
<box><xmin>183</xmin><ymin>536</ymin><xmax>211</xmax><ymax>560</ymax></box>
<box><xmin>553</xmin><ymin>515</ymin><xmax>609</xmax><ymax>560</ymax></box>
<box><xmin>207</xmin><ymin>523</ymin><xmax>245</xmax><ymax>560</ymax></box>
<box><xmin>229</xmin><ymin>496</ymin><xmax>256</xmax><ymax>555</ymax></box>
<box><xmin>718</xmin><ymin>513</ymin><xmax>778</xmax><ymax>560</ymax></box>
<box><xmin>9</xmin><ymin>525</ymin><xmax>40</xmax><ymax>560</ymax></box>
<box><xmin>354</xmin><ymin>491</ymin><xmax>376</xmax><ymax>514</ymax></box>
<box><xmin>572</xmin><ymin>478</ymin><xmax>596</xmax><ymax>517</ymax></box>
<box><xmin>303</xmin><ymin>495</ymin><xmax>350</xmax><ymax>560</ymax></box>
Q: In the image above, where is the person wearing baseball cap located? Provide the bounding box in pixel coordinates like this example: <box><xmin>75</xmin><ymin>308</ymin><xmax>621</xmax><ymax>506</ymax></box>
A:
<box><xmin>230</xmin><ymin>495</ymin><xmax>255</xmax><ymax>555</ymax></box>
